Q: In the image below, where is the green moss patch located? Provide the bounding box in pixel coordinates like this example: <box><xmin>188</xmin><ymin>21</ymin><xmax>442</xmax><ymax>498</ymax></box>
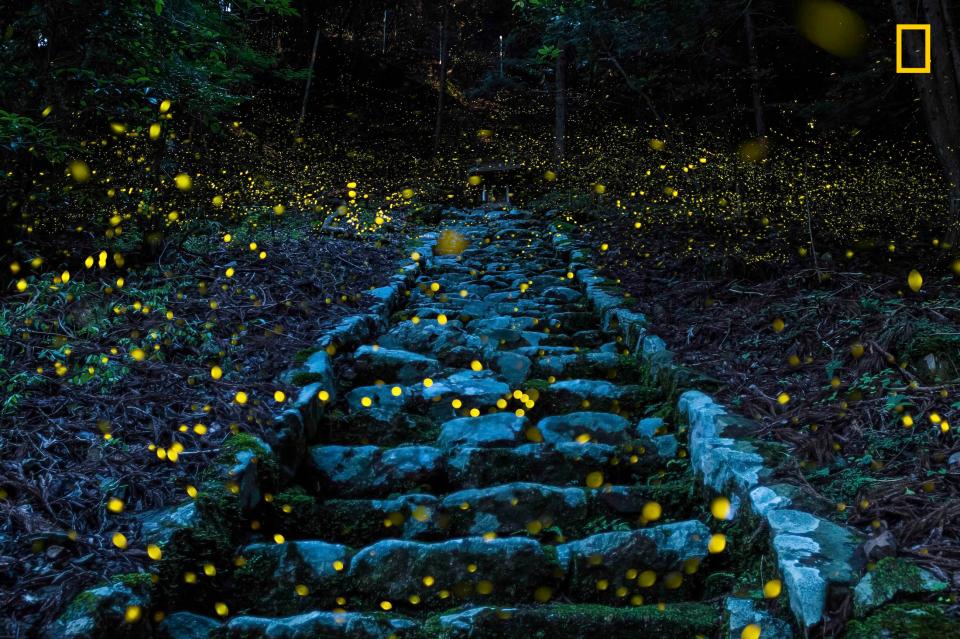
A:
<box><xmin>843</xmin><ymin>604</ymin><xmax>960</xmax><ymax>639</ymax></box>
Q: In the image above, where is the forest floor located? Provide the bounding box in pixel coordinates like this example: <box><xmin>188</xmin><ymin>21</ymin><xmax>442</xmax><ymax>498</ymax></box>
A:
<box><xmin>583</xmin><ymin>204</ymin><xmax>960</xmax><ymax>602</ymax></box>
<box><xmin>7</xmin><ymin>191</ymin><xmax>960</xmax><ymax>634</ymax></box>
<box><xmin>0</xmin><ymin>209</ymin><xmax>409</xmax><ymax>633</ymax></box>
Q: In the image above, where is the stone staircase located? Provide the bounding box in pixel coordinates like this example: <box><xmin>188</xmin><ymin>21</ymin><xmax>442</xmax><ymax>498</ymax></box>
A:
<box><xmin>50</xmin><ymin>209</ymin><xmax>787</xmax><ymax>638</ymax></box>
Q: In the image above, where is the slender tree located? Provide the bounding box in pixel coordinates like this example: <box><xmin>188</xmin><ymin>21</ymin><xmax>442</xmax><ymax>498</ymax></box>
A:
<box><xmin>743</xmin><ymin>0</ymin><xmax>766</xmax><ymax>137</ymax></box>
<box><xmin>433</xmin><ymin>3</ymin><xmax>450</xmax><ymax>155</ymax></box>
<box><xmin>554</xmin><ymin>43</ymin><xmax>570</xmax><ymax>162</ymax></box>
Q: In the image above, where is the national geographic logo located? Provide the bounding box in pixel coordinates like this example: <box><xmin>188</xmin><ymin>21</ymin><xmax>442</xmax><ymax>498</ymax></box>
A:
<box><xmin>896</xmin><ymin>24</ymin><xmax>931</xmax><ymax>74</ymax></box>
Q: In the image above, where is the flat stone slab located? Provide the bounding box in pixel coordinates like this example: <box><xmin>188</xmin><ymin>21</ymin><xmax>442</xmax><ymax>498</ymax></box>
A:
<box><xmin>445</xmin><ymin>442</ymin><xmax>651</xmax><ymax>488</ymax></box>
<box><xmin>433</xmin><ymin>603</ymin><xmax>719</xmax><ymax>638</ymax></box>
<box><xmin>238</xmin><ymin>540</ymin><xmax>351</xmax><ymax>605</ymax></box>
<box><xmin>354</xmin><ymin>346</ymin><xmax>441</xmax><ymax>384</ymax></box>
<box><xmin>156</xmin><ymin>612</ymin><xmax>221</xmax><ymax>639</ymax></box>
<box><xmin>379</xmin><ymin>322</ymin><xmax>482</xmax><ymax>360</ymax></box>
<box><xmin>767</xmin><ymin>509</ymin><xmax>863</xmax><ymax>628</ymax></box>
<box><xmin>545</xmin><ymin>379</ymin><xmax>640</xmax><ymax>402</ymax></box>
<box><xmin>347</xmin><ymin>537</ymin><xmax>560</xmax><ymax>605</ymax></box>
<box><xmin>308</xmin><ymin>445</ymin><xmax>444</xmax><ymax>497</ymax></box>
<box><xmin>490</xmin><ymin>351</ymin><xmax>532</xmax><ymax>386</ymax></box>
<box><xmin>420</xmin><ymin>370</ymin><xmax>510</xmax><ymax>407</ymax></box>
<box><xmin>534</xmin><ymin>411</ymin><xmax>632</xmax><ymax>445</ymax></box>
<box><xmin>437</xmin><ymin>413</ymin><xmax>528</xmax><ymax>449</ymax></box>
<box><xmin>440</xmin><ymin>482</ymin><xmax>588</xmax><ymax>536</ymax></box>
<box><xmin>531</xmin><ymin>351</ymin><xmax>621</xmax><ymax>378</ymax></box>
<box><xmin>557</xmin><ymin>520</ymin><xmax>711</xmax><ymax>576</ymax></box>
<box><xmin>222</xmin><ymin>611</ymin><xmax>418</xmax><ymax>638</ymax></box>
<box><xmin>346</xmin><ymin>384</ymin><xmax>413</xmax><ymax>422</ymax></box>
<box><xmin>541</xmin><ymin>286</ymin><xmax>582</xmax><ymax>303</ymax></box>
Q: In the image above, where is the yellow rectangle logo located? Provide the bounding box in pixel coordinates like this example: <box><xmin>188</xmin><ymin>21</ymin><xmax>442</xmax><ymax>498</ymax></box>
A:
<box><xmin>896</xmin><ymin>24</ymin><xmax>931</xmax><ymax>73</ymax></box>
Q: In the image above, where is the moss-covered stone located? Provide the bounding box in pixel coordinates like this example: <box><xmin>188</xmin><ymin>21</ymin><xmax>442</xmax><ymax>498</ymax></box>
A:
<box><xmin>109</xmin><ymin>572</ymin><xmax>154</xmax><ymax>588</ymax></box>
<box><xmin>315</xmin><ymin>408</ymin><xmax>440</xmax><ymax>447</ymax></box>
<box><xmin>318</xmin><ymin>498</ymin><xmax>400</xmax><ymax>546</ymax></box>
<box><xmin>842</xmin><ymin>603</ymin><xmax>960</xmax><ymax>639</ymax></box>
<box><xmin>853</xmin><ymin>557</ymin><xmax>948</xmax><ymax>616</ymax></box>
<box><xmin>289</xmin><ymin>370</ymin><xmax>327</xmax><ymax>386</ymax></box>
<box><xmin>48</xmin><ymin>579</ymin><xmax>153</xmax><ymax>639</ymax></box>
<box><xmin>425</xmin><ymin>602</ymin><xmax>720</xmax><ymax>638</ymax></box>
<box><xmin>218</xmin><ymin>432</ymin><xmax>271</xmax><ymax>464</ymax></box>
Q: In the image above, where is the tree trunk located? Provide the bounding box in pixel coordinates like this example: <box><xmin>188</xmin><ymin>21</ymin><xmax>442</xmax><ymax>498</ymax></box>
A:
<box><xmin>433</xmin><ymin>6</ymin><xmax>449</xmax><ymax>156</ymax></box>
<box><xmin>744</xmin><ymin>1</ymin><xmax>766</xmax><ymax>137</ymax></box>
<box><xmin>892</xmin><ymin>0</ymin><xmax>960</xmax><ymax>225</ymax></box>
<box><xmin>554</xmin><ymin>45</ymin><xmax>569</xmax><ymax>163</ymax></box>
<box><xmin>295</xmin><ymin>27</ymin><xmax>321</xmax><ymax>137</ymax></box>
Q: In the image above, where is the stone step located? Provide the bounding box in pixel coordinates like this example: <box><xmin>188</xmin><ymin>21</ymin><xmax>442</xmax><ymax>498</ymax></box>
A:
<box><xmin>538</xmin><ymin>331</ymin><xmax>613</xmax><ymax>348</ymax></box>
<box><xmin>323</xmin><ymin>381</ymin><xmax>674</xmax><ymax>449</ymax></box>
<box><xmin>428</xmin><ymin>602</ymin><xmax>719</xmax><ymax>638</ymax></box>
<box><xmin>91</xmin><ymin>209</ymin><xmax>736</xmax><ymax>639</ymax></box>
<box><xmin>525</xmin><ymin>379</ymin><xmax>653</xmax><ymax>415</ymax></box>
<box><xmin>352</xmin><ymin>346</ymin><xmax>443</xmax><ymax>385</ymax></box>
<box><xmin>306</xmin><ymin>438</ymin><xmax>671</xmax><ymax>498</ymax></box>
<box><xmin>229</xmin><ymin>522</ymin><xmax>711</xmax><ymax>615</ymax></box>
<box><xmin>530</xmin><ymin>350</ymin><xmax>630</xmax><ymax>379</ymax></box>
<box><xmin>267</xmin><ymin>480</ymin><xmax>698</xmax><ymax>547</ymax></box>
<box><xmin>217</xmin><ymin>610</ymin><xmax>417</xmax><ymax>638</ymax></box>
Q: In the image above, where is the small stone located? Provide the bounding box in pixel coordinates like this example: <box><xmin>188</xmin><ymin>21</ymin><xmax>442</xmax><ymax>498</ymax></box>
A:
<box><xmin>156</xmin><ymin>612</ymin><xmax>221</xmax><ymax>639</ymax></box>
<box><xmin>725</xmin><ymin>597</ymin><xmax>794</xmax><ymax>639</ymax></box>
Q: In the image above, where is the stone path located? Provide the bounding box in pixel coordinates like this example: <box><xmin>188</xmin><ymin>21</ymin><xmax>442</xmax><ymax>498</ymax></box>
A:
<box><xmin>50</xmin><ymin>209</ymin><xmax>780</xmax><ymax>638</ymax></box>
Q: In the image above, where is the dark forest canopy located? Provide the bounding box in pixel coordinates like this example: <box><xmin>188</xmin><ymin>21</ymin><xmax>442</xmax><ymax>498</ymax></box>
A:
<box><xmin>1</xmin><ymin>1</ymin><xmax>956</xmax><ymax>168</ymax></box>
<box><xmin>1</xmin><ymin>0</ymin><xmax>955</xmax><ymax>263</ymax></box>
